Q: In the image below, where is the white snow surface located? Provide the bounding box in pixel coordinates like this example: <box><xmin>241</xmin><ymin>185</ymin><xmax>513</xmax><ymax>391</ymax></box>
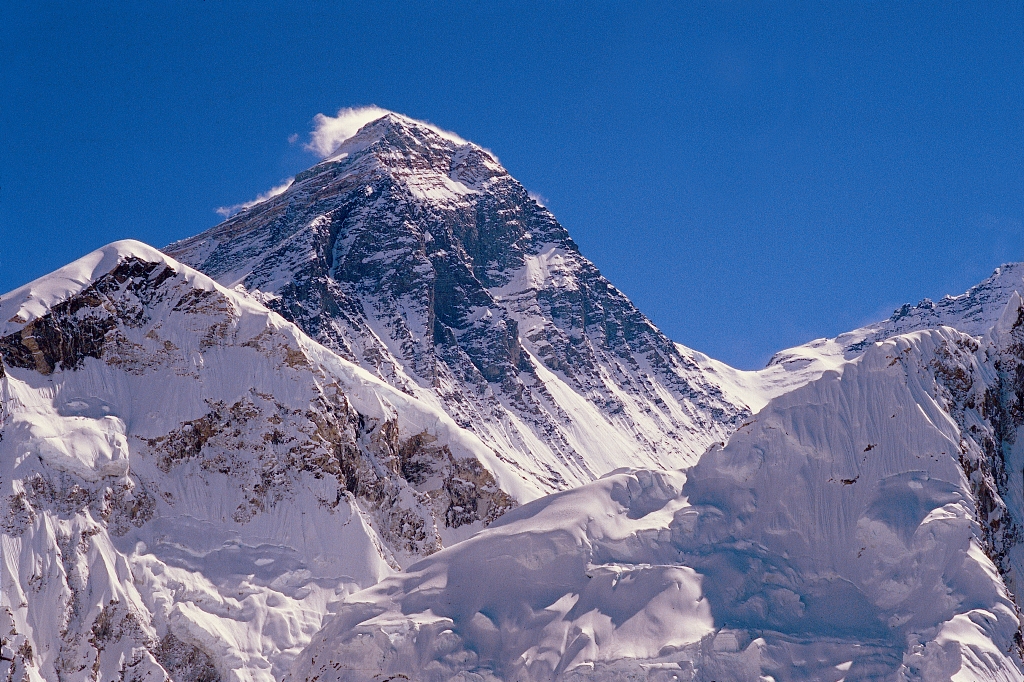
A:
<box><xmin>292</xmin><ymin>326</ymin><xmax>1024</xmax><ymax>681</ymax></box>
<box><xmin>0</xmin><ymin>241</ymin><xmax>538</xmax><ymax>681</ymax></box>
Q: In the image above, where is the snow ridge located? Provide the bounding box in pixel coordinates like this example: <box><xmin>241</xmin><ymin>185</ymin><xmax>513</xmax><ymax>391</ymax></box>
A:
<box><xmin>0</xmin><ymin>242</ymin><xmax>530</xmax><ymax>681</ymax></box>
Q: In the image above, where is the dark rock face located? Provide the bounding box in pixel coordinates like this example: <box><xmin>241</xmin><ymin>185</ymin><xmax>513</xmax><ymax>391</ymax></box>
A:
<box><xmin>926</xmin><ymin>307</ymin><xmax>1024</xmax><ymax>648</ymax></box>
<box><xmin>0</xmin><ymin>259</ymin><xmax>174</xmax><ymax>375</ymax></box>
<box><xmin>972</xmin><ymin>311</ymin><xmax>1024</xmax><ymax>608</ymax></box>
<box><xmin>153</xmin><ymin>633</ymin><xmax>220</xmax><ymax>682</ymax></box>
<box><xmin>166</xmin><ymin>114</ymin><xmax>747</xmax><ymax>489</ymax></box>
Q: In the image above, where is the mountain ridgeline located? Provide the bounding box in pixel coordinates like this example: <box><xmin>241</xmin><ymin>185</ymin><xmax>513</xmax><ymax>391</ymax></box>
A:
<box><xmin>4</xmin><ymin>111</ymin><xmax>1024</xmax><ymax>681</ymax></box>
<box><xmin>165</xmin><ymin>114</ymin><xmax>747</xmax><ymax>494</ymax></box>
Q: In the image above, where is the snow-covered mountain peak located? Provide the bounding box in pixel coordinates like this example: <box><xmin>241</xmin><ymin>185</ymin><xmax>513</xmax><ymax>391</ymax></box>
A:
<box><xmin>0</xmin><ymin>237</ymin><xmax>539</xmax><ymax>680</ymax></box>
<box><xmin>303</xmin><ymin>111</ymin><xmax>506</xmax><ymax>207</ymax></box>
<box><xmin>321</xmin><ymin>111</ymin><xmax>474</xmax><ymax>160</ymax></box>
<box><xmin>11</xmin><ymin>109</ymin><xmax>1024</xmax><ymax>680</ymax></box>
<box><xmin>986</xmin><ymin>289</ymin><xmax>1024</xmax><ymax>346</ymax></box>
<box><xmin>167</xmin><ymin>111</ymin><xmax>749</xmax><ymax>496</ymax></box>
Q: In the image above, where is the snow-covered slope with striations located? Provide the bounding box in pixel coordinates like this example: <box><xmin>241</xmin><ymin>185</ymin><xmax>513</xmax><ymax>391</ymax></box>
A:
<box><xmin>291</xmin><ymin>316</ymin><xmax>1024</xmax><ymax>681</ymax></box>
<box><xmin>0</xmin><ymin>241</ymin><xmax>535</xmax><ymax>682</ymax></box>
<box><xmin>165</xmin><ymin>112</ymin><xmax>748</xmax><ymax>494</ymax></box>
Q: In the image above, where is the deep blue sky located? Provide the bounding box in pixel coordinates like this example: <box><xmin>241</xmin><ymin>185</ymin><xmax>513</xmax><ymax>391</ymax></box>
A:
<box><xmin>2</xmin><ymin>2</ymin><xmax>1022</xmax><ymax>369</ymax></box>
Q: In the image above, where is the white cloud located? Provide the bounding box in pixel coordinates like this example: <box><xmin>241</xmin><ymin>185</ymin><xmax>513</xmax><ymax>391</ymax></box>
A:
<box><xmin>215</xmin><ymin>178</ymin><xmax>293</xmax><ymax>219</ymax></box>
<box><xmin>305</xmin><ymin>105</ymin><xmax>468</xmax><ymax>158</ymax></box>
<box><xmin>528</xmin><ymin>191</ymin><xmax>548</xmax><ymax>207</ymax></box>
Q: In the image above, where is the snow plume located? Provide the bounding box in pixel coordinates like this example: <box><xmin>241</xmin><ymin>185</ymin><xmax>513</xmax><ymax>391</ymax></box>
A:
<box><xmin>215</xmin><ymin>178</ymin><xmax>293</xmax><ymax>218</ymax></box>
<box><xmin>306</xmin><ymin>105</ymin><xmax>468</xmax><ymax>158</ymax></box>
<box><xmin>306</xmin><ymin>106</ymin><xmax>391</xmax><ymax>157</ymax></box>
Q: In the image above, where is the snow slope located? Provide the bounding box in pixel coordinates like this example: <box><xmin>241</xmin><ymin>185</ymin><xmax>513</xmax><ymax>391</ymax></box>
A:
<box><xmin>292</xmin><ymin>319</ymin><xmax>1024</xmax><ymax>681</ymax></box>
<box><xmin>0</xmin><ymin>241</ymin><xmax>534</xmax><ymax>682</ymax></box>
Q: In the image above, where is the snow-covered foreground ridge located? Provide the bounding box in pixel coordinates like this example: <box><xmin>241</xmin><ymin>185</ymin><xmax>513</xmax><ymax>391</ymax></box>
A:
<box><xmin>295</xmin><ymin>313</ymin><xmax>1024</xmax><ymax>681</ymax></box>
<box><xmin>8</xmin><ymin>241</ymin><xmax>1024</xmax><ymax>682</ymax></box>
<box><xmin>0</xmin><ymin>241</ymin><xmax>538</xmax><ymax>681</ymax></box>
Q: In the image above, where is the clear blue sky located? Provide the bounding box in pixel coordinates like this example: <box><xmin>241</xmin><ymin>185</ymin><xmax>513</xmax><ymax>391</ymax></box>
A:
<box><xmin>2</xmin><ymin>2</ymin><xmax>1022</xmax><ymax>369</ymax></box>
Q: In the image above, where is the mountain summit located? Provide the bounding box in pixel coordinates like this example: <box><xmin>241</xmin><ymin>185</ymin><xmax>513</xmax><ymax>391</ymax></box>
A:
<box><xmin>166</xmin><ymin>111</ymin><xmax>747</xmax><ymax>495</ymax></box>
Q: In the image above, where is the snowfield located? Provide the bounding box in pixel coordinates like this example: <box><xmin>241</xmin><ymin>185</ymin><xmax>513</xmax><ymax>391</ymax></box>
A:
<box><xmin>294</xmin><ymin>323</ymin><xmax>1024</xmax><ymax>681</ymax></box>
